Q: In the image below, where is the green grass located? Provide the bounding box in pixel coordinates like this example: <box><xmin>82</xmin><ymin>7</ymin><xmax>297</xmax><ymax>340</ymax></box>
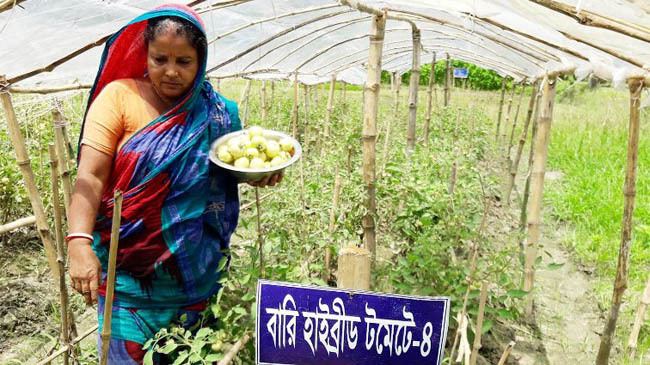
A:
<box><xmin>546</xmin><ymin>86</ymin><xmax>650</xmax><ymax>355</ymax></box>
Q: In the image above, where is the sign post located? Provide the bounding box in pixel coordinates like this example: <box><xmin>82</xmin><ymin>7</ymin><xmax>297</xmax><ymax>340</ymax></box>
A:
<box><xmin>256</xmin><ymin>280</ymin><xmax>450</xmax><ymax>365</ymax></box>
<box><xmin>453</xmin><ymin>68</ymin><xmax>468</xmax><ymax>79</ymax></box>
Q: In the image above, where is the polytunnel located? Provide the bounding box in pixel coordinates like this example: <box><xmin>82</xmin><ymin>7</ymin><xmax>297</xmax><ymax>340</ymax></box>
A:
<box><xmin>1</xmin><ymin>1</ymin><xmax>650</xmax><ymax>364</ymax></box>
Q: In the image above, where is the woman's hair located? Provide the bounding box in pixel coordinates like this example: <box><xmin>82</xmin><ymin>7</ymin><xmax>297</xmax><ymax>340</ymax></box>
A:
<box><xmin>144</xmin><ymin>16</ymin><xmax>207</xmax><ymax>65</ymax></box>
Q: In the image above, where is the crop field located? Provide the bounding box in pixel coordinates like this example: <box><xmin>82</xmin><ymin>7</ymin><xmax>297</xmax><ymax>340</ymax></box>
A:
<box><xmin>0</xmin><ymin>77</ymin><xmax>649</xmax><ymax>364</ymax></box>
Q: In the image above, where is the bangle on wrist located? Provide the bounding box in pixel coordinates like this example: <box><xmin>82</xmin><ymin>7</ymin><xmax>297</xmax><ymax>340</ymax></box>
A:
<box><xmin>65</xmin><ymin>233</ymin><xmax>94</xmax><ymax>243</ymax></box>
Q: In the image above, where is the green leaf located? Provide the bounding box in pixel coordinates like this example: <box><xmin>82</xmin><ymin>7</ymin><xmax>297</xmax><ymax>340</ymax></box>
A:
<box><xmin>535</xmin><ymin>255</ymin><xmax>542</xmax><ymax>265</ymax></box>
<box><xmin>189</xmin><ymin>353</ymin><xmax>202</xmax><ymax>363</ymax></box>
<box><xmin>217</xmin><ymin>257</ymin><xmax>228</xmax><ymax>272</ymax></box>
<box><xmin>143</xmin><ymin>351</ymin><xmax>154</xmax><ymax>365</ymax></box>
<box><xmin>506</xmin><ymin>289</ymin><xmax>529</xmax><ymax>298</ymax></box>
<box><xmin>205</xmin><ymin>354</ymin><xmax>222</xmax><ymax>362</ymax></box>
<box><xmin>159</xmin><ymin>342</ymin><xmax>178</xmax><ymax>354</ymax></box>
<box><xmin>172</xmin><ymin>352</ymin><xmax>189</xmax><ymax>365</ymax></box>
<box><xmin>481</xmin><ymin>319</ymin><xmax>493</xmax><ymax>334</ymax></box>
<box><xmin>497</xmin><ymin>309</ymin><xmax>515</xmax><ymax>320</ymax></box>
<box><xmin>196</xmin><ymin>327</ymin><xmax>211</xmax><ymax>340</ymax></box>
<box><xmin>546</xmin><ymin>262</ymin><xmax>565</xmax><ymax>271</ymax></box>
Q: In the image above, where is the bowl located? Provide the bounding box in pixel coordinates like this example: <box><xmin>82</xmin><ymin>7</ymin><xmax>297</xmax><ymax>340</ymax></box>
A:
<box><xmin>209</xmin><ymin>129</ymin><xmax>302</xmax><ymax>183</ymax></box>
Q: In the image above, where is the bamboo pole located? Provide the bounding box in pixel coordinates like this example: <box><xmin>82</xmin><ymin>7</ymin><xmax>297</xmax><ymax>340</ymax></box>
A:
<box><xmin>337</xmin><ymin>245</ymin><xmax>371</xmax><ymax>290</ymax></box>
<box><xmin>291</xmin><ymin>74</ymin><xmax>299</xmax><ymax>139</ymax></box>
<box><xmin>324</xmin><ymin>73</ymin><xmax>337</xmax><ymax>139</ymax></box>
<box><xmin>497</xmin><ymin>341</ymin><xmax>516</xmax><ymax>365</ymax></box>
<box><xmin>100</xmin><ymin>190</ymin><xmax>123</xmax><ymax>365</ymax></box>
<box><xmin>393</xmin><ymin>72</ymin><xmax>401</xmax><ymax>118</ymax></box>
<box><xmin>217</xmin><ymin>333</ymin><xmax>252</xmax><ymax>365</ymax></box>
<box><xmin>627</xmin><ymin>274</ymin><xmax>650</xmax><ymax>359</ymax></box>
<box><xmin>406</xmin><ymin>28</ymin><xmax>421</xmax><ymax>154</ymax></box>
<box><xmin>424</xmin><ymin>53</ymin><xmax>436</xmax><ymax>146</ymax></box>
<box><xmin>507</xmin><ymin>83</ymin><xmax>526</xmax><ymax>160</ymax></box>
<box><xmin>9</xmin><ymin>83</ymin><xmax>91</xmax><ymax>94</ymax></box>
<box><xmin>260</xmin><ymin>80</ymin><xmax>267</xmax><ymax>123</ymax></box>
<box><xmin>48</xmin><ymin>144</ymin><xmax>70</xmax><ymax>365</ymax></box>
<box><xmin>240</xmin><ymin>79</ymin><xmax>252</xmax><ymax>128</ymax></box>
<box><xmin>469</xmin><ymin>281</ymin><xmax>489</xmax><ymax>365</ymax></box>
<box><xmin>505</xmin><ymin>81</ymin><xmax>538</xmax><ymax>205</ymax></box>
<box><xmin>596</xmin><ymin>77</ymin><xmax>645</xmax><ymax>365</ymax></box>
<box><xmin>255</xmin><ymin>187</ymin><xmax>264</xmax><ymax>278</ymax></box>
<box><xmin>342</xmin><ymin>81</ymin><xmax>347</xmax><ymax>112</ymax></box>
<box><xmin>52</xmin><ymin>107</ymin><xmax>73</xmax><ymax>214</ymax></box>
<box><xmin>448</xmin><ymin>108</ymin><xmax>461</xmax><ymax>196</ymax></box>
<box><xmin>0</xmin><ymin>75</ymin><xmax>60</xmax><ymax>279</ymax></box>
<box><xmin>302</xmin><ymin>84</ymin><xmax>310</xmax><ymax>155</ymax></box>
<box><xmin>444</xmin><ymin>54</ymin><xmax>450</xmax><ymax>106</ymax></box>
<box><xmin>325</xmin><ymin>167</ymin><xmax>342</xmax><ymax>281</ymax></box>
<box><xmin>495</xmin><ymin>77</ymin><xmax>507</xmax><ymax>143</ymax></box>
<box><xmin>215</xmin><ymin>78</ymin><xmax>221</xmax><ymax>93</ymax></box>
<box><xmin>0</xmin><ymin>215</ymin><xmax>36</xmax><ymax>234</ymax></box>
<box><xmin>361</xmin><ymin>12</ymin><xmax>385</xmax><ymax>260</ymax></box>
<box><xmin>520</xmin><ymin>86</ymin><xmax>542</xmax><ymax>231</ymax></box>
<box><xmin>501</xmin><ymin>83</ymin><xmax>516</xmax><ymax>147</ymax></box>
<box><xmin>523</xmin><ymin>75</ymin><xmax>557</xmax><ymax>316</ymax></box>
<box><xmin>36</xmin><ymin>324</ymin><xmax>99</xmax><ymax>365</ymax></box>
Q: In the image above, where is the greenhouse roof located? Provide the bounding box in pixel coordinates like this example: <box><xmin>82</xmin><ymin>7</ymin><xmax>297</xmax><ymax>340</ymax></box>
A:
<box><xmin>0</xmin><ymin>0</ymin><xmax>649</xmax><ymax>88</ymax></box>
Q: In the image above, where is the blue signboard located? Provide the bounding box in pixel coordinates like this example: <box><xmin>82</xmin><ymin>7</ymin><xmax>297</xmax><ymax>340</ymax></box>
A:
<box><xmin>256</xmin><ymin>280</ymin><xmax>450</xmax><ymax>365</ymax></box>
<box><xmin>453</xmin><ymin>68</ymin><xmax>469</xmax><ymax>78</ymax></box>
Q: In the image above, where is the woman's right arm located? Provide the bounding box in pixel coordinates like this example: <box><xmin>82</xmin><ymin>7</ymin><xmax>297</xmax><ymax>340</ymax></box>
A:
<box><xmin>68</xmin><ymin>145</ymin><xmax>113</xmax><ymax>305</ymax></box>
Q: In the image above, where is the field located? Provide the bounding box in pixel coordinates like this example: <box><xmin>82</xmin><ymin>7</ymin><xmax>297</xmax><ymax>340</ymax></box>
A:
<box><xmin>0</xmin><ymin>77</ymin><xmax>648</xmax><ymax>364</ymax></box>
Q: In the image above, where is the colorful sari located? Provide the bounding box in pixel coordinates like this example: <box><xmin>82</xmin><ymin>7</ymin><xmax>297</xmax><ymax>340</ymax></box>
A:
<box><xmin>79</xmin><ymin>4</ymin><xmax>240</xmax><ymax>356</ymax></box>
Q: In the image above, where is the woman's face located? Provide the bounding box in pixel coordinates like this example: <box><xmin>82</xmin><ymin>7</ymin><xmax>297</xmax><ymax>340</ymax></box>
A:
<box><xmin>147</xmin><ymin>27</ymin><xmax>199</xmax><ymax>104</ymax></box>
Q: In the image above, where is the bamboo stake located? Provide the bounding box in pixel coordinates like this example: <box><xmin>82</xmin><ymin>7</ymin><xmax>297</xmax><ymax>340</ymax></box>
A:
<box><xmin>0</xmin><ymin>75</ymin><xmax>60</xmax><ymax>279</ymax></box>
<box><xmin>470</xmin><ymin>281</ymin><xmax>489</xmax><ymax>365</ymax></box>
<box><xmin>100</xmin><ymin>190</ymin><xmax>123</xmax><ymax>365</ymax></box>
<box><xmin>260</xmin><ymin>81</ymin><xmax>267</xmax><ymax>123</ymax></box>
<box><xmin>444</xmin><ymin>54</ymin><xmax>451</xmax><ymax>106</ymax></box>
<box><xmin>361</xmin><ymin>12</ymin><xmax>385</xmax><ymax>260</ymax></box>
<box><xmin>215</xmin><ymin>78</ymin><xmax>221</xmax><ymax>93</ymax></box>
<box><xmin>36</xmin><ymin>324</ymin><xmax>98</xmax><ymax>365</ymax></box>
<box><xmin>48</xmin><ymin>144</ymin><xmax>70</xmax><ymax>365</ymax></box>
<box><xmin>337</xmin><ymin>245</ymin><xmax>371</xmax><ymax>290</ymax></box>
<box><xmin>52</xmin><ymin>106</ymin><xmax>73</xmax><ymax>214</ymax></box>
<box><xmin>324</xmin><ymin>73</ymin><xmax>337</xmax><ymax>139</ymax></box>
<box><xmin>217</xmin><ymin>333</ymin><xmax>252</xmax><ymax>365</ymax></box>
<box><xmin>495</xmin><ymin>77</ymin><xmax>507</xmax><ymax>143</ymax></box>
<box><xmin>302</xmin><ymin>84</ymin><xmax>310</xmax><ymax>155</ymax></box>
<box><xmin>497</xmin><ymin>341</ymin><xmax>516</xmax><ymax>365</ymax></box>
<box><xmin>627</xmin><ymin>274</ymin><xmax>650</xmax><ymax>359</ymax></box>
<box><xmin>424</xmin><ymin>53</ymin><xmax>436</xmax><ymax>146</ymax></box>
<box><xmin>291</xmin><ymin>74</ymin><xmax>299</xmax><ymax>139</ymax></box>
<box><xmin>393</xmin><ymin>72</ymin><xmax>401</xmax><ymax>119</ymax></box>
<box><xmin>596</xmin><ymin>77</ymin><xmax>645</xmax><ymax>365</ymax></box>
<box><xmin>520</xmin><ymin>86</ymin><xmax>542</xmax><ymax>230</ymax></box>
<box><xmin>448</xmin><ymin>108</ymin><xmax>461</xmax><ymax>196</ymax></box>
<box><xmin>325</xmin><ymin>167</ymin><xmax>342</xmax><ymax>281</ymax></box>
<box><xmin>9</xmin><ymin>83</ymin><xmax>91</xmax><ymax>94</ymax></box>
<box><xmin>507</xmin><ymin>83</ymin><xmax>526</xmax><ymax>160</ymax></box>
<box><xmin>342</xmin><ymin>81</ymin><xmax>347</xmax><ymax>112</ymax></box>
<box><xmin>501</xmin><ymin>84</ymin><xmax>516</xmax><ymax>148</ymax></box>
<box><xmin>240</xmin><ymin>79</ymin><xmax>252</xmax><ymax>128</ymax></box>
<box><xmin>406</xmin><ymin>28</ymin><xmax>421</xmax><ymax>154</ymax></box>
<box><xmin>523</xmin><ymin>76</ymin><xmax>557</xmax><ymax>316</ymax></box>
<box><xmin>0</xmin><ymin>215</ymin><xmax>36</xmax><ymax>234</ymax></box>
<box><xmin>505</xmin><ymin>81</ymin><xmax>538</xmax><ymax>205</ymax></box>
<box><xmin>255</xmin><ymin>187</ymin><xmax>264</xmax><ymax>278</ymax></box>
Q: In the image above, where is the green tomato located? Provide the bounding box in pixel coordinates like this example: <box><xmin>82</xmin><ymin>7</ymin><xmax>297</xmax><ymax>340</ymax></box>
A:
<box><xmin>270</xmin><ymin>156</ymin><xmax>286</xmax><ymax>167</ymax></box>
<box><xmin>251</xmin><ymin>135</ymin><xmax>267</xmax><ymax>152</ymax></box>
<box><xmin>245</xmin><ymin>147</ymin><xmax>259</xmax><ymax>160</ymax></box>
<box><xmin>217</xmin><ymin>149</ymin><xmax>233</xmax><ymax>164</ymax></box>
<box><xmin>211</xmin><ymin>341</ymin><xmax>223</xmax><ymax>352</ymax></box>
<box><xmin>248</xmin><ymin>126</ymin><xmax>264</xmax><ymax>137</ymax></box>
<box><xmin>279</xmin><ymin>138</ymin><xmax>293</xmax><ymax>152</ymax></box>
<box><xmin>249</xmin><ymin>157</ymin><xmax>265</xmax><ymax>169</ymax></box>
<box><xmin>265</xmin><ymin>140</ymin><xmax>281</xmax><ymax>158</ymax></box>
<box><xmin>234</xmin><ymin>157</ymin><xmax>250</xmax><ymax>168</ymax></box>
<box><xmin>258</xmin><ymin>151</ymin><xmax>267</xmax><ymax>162</ymax></box>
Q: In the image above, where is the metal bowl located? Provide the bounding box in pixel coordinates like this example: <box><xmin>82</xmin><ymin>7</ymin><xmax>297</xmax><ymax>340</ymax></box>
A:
<box><xmin>209</xmin><ymin>129</ymin><xmax>302</xmax><ymax>183</ymax></box>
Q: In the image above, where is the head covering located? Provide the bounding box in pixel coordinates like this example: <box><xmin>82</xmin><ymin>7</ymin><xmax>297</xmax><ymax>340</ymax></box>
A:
<box><xmin>82</xmin><ymin>4</ymin><xmax>240</xmax><ymax>308</ymax></box>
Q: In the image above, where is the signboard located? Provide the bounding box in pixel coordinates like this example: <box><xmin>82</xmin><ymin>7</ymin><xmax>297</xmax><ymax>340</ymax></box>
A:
<box><xmin>453</xmin><ymin>68</ymin><xmax>468</xmax><ymax>78</ymax></box>
<box><xmin>256</xmin><ymin>280</ymin><xmax>450</xmax><ymax>365</ymax></box>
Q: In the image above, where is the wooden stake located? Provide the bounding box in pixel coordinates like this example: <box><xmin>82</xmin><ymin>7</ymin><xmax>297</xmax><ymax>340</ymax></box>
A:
<box><xmin>342</xmin><ymin>81</ymin><xmax>347</xmax><ymax>112</ymax></box>
<box><xmin>520</xmin><ymin>86</ymin><xmax>542</xmax><ymax>231</ymax></box>
<box><xmin>497</xmin><ymin>341</ymin><xmax>516</xmax><ymax>365</ymax></box>
<box><xmin>48</xmin><ymin>144</ymin><xmax>70</xmax><ymax>365</ymax></box>
<box><xmin>260</xmin><ymin>80</ymin><xmax>267</xmax><ymax>123</ymax></box>
<box><xmin>507</xmin><ymin>83</ymin><xmax>526</xmax><ymax>160</ymax></box>
<box><xmin>406</xmin><ymin>28</ymin><xmax>421</xmax><ymax>154</ymax></box>
<box><xmin>596</xmin><ymin>77</ymin><xmax>645</xmax><ymax>365</ymax></box>
<box><xmin>337</xmin><ymin>246</ymin><xmax>371</xmax><ymax>290</ymax></box>
<box><xmin>470</xmin><ymin>281</ymin><xmax>489</xmax><ymax>365</ymax></box>
<box><xmin>36</xmin><ymin>324</ymin><xmax>98</xmax><ymax>365</ymax></box>
<box><xmin>448</xmin><ymin>108</ymin><xmax>461</xmax><ymax>196</ymax></box>
<box><xmin>361</xmin><ymin>12</ymin><xmax>385</xmax><ymax>260</ymax></box>
<box><xmin>100</xmin><ymin>189</ymin><xmax>123</xmax><ymax>365</ymax></box>
<box><xmin>324</xmin><ymin>73</ymin><xmax>337</xmax><ymax>139</ymax></box>
<box><xmin>523</xmin><ymin>75</ymin><xmax>557</xmax><ymax>316</ymax></box>
<box><xmin>495</xmin><ymin>77</ymin><xmax>507</xmax><ymax>142</ymax></box>
<box><xmin>302</xmin><ymin>84</ymin><xmax>310</xmax><ymax>155</ymax></box>
<box><xmin>0</xmin><ymin>215</ymin><xmax>36</xmax><ymax>234</ymax></box>
<box><xmin>215</xmin><ymin>78</ymin><xmax>221</xmax><ymax>93</ymax></box>
<box><xmin>424</xmin><ymin>53</ymin><xmax>436</xmax><ymax>145</ymax></box>
<box><xmin>292</xmin><ymin>74</ymin><xmax>299</xmax><ymax>139</ymax></box>
<box><xmin>501</xmin><ymin>84</ymin><xmax>516</xmax><ymax>147</ymax></box>
<box><xmin>217</xmin><ymin>333</ymin><xmax>252</xmax><ymax>365</ymax></box>
<box><xmin>52</xmin><ymin>105</ymin><xmax>73</xmax><ymax>214</ymax></box>
<box><xmin>240</xmin><ymin>79</ymin><xmax>252</xmax><ymax>128</ymax></box>
<box><xmin>0</xmin><ymin>76</ymin><xmax>60</xmax><ymax>279</ymax></box>
<box><xmin>255</xmin><ymin>187</ymin><xmax>264</xmax><ymax>278</ymax></box>
<box><xmin>325</xmin><ymin>167</ymin><xmax>342</xmax><ymax>280</ymax></box>
<box><xmin>444</xmin><ymin>54</ymin><xmax>451</xmax><ymax>106</ymax></box>
<box><xmin>505</xmin><ymin>81</ymin><xmax>538</xmax><ymax>205</ymax></box>
<box><xmin>627</xmin><ymin>274</ymin><xmax>650</xmax><ymax>359</ymax></box>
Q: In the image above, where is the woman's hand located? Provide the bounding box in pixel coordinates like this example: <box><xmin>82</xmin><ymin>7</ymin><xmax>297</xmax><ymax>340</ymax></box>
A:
<box><xmin>247</xmin><ymin>170</ymin><xmax>284</xmax><ymax>188</ymax></box>
<box><xmin>68</xmin><ymin>239</ymin><xmax>102</xmax><ymax>305</ymax></box>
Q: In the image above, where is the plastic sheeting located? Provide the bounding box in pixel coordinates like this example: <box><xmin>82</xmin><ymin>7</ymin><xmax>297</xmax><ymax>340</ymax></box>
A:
<box><xmin>0</xmin><ymin>0</ymin><xmax>648</xmax><ymax>87</ymax></box>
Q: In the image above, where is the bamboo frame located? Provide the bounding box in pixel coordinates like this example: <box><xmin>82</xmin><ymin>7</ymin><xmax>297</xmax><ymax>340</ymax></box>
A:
<box><xmin>0</xmin><ymin>76</ymin><xmax>60</xmax><ymax>279</ymax></box>
<box><xmin>240</xmin><ymin>79</ymin><xmax>252</xmax><ymax>128</ymax></box>
<box><xmin>627</xmin><ymin>274</ymin><xmax>650</xmax><ymax>359</ymax></box>
<box><xmin>291</xmin><ymin>74</ymin><xmax>299</xmax><ymax>138</ymax></box>
<box><xmin>444</xmin><ymin>54</ymin><xmax>450</xmax><ymax>106</ymax></box>
<box><xmin>48</xmin><ymin>144</ymin><xmax>70</xmax><ymax>365</ymax></box>
<box><xmin>596</xmin><ymin>77</ymin><xmax>645</xmax><ymax>365</ymax></box>
<box><xmin>469</xmin><ymin>281</ymin><xmax>489</xmax><ymax>365</ymax></box>
<box><xmin>495</xmin><ymin>78</ymin><xmax>507</xmax><ymax>143</ymax></box>
<box><xmin>448</xmin><ymin>108</ymin><xmax>461</xmax><ymax>196</ymax></box>
<box><xmin>302</xmin><ymin>84</ymin><xmax>310</xmax><ymax>155</ymax></box>
<box><xmin>508</xmin><ymin>83</ymin><xmax>526</xmax><ymax>153</ymax></box>
<box><xmin>36</xmin><ymin>325</ymin><xmax>99</xmax><ymax>365</ymax></box>
<box><xmin>217</xmin><ymin>333</ymin><xmax>251</xmax><ymax>365</ymax></box>
<box><xmin>0</xmin><ymin>0</ymin><xmax>25</xmax><ymax>13</ymax></box>
<box><xmin>360</xmin><ymin>11</ymin><xmax>385</xmax><ymax>260</ymax></box>
<box><xmin>324</xmin><ymin>74</ymin><xmax>337</xmax><ymax>139</ymax></box>
<box><xmin>505</xmin><ymin>81</ymin><xmax>538</xmax><ymax>205</ymax></box>
<box><xmin>424</xmin><ymin>53</ymin><xmax>436</xmax><ymax>145</ymax></box>
<box><xmin>380</xmin><ymin>72</ymin><xmax>398</xmax><ymax>173</ymax></box>
<box><xmin>501</xmin><ymin>83</ymin><xmax>516</xmax><ymax>147</ymax></box>
<box><xmin>52</xmin><ymin>107</ymin><xmax>73</xmax><ymax>214</ymax></box>
<box><xmin>100</xmin><ymin>189</ymin><xmax>123</xmax><ymax>365</ymax></box>
<box><xmin>325</xmin><ymin>167</ymin><xmax>342</xmax><ymax>280</ymax></box>
<box><xmin>520</xmin><ymin>87</ymin><xmax>542</xmax><ymax>231</ymax></box>
<box><xmin>406</xmin><ymin>29</ymin><xmax>421</xmax><ymax>154</ymax></box>
<box><xmin>0</xmin><ymin>215</ymin><xmax>36</xmax><ymax>234</ymax></box>
<box><xmin>497</xmin><ymin>341</ymin><xmax>516</xmax><ymax>365</ymax></box>
<box><xmin>255</xmin><ymin>187</ymin><xmax>264</xmax><ymax>278</ymax></box>
<box><xmin>8</xmin><ymin>83</ymin><xmax>91</xmax><ymax>94</ymax></box>
<box><xmin>523</xmin><ymin>75</ymin><xmax>557</xmax><ymax>316</ymax></box>
<box><xmin>260</xmin><ymin>81</ymin><xmax>267</xmax><ymax>123</ymax></box>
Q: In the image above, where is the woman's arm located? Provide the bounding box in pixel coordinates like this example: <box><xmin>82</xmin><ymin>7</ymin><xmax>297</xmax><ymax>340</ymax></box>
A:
<box><xmin>68</xmin><ymin>145</ymin><xmax>113</xmax><ymax>305</ymax></box>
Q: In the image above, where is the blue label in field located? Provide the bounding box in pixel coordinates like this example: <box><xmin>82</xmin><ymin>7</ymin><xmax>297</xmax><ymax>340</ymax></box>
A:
<box><xmin>453</xmin><ymin>68</ymin><xmax>468</xmax><ymax>78</ymax></box>
<box><xmin>256</xmin><ymin>280</ymin><xmax>450</xmax><ymax>365</ymax></box>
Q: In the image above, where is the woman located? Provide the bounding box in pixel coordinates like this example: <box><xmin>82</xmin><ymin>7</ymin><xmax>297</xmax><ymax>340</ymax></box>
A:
<box><xmin>66</xmin><ymin>4</ymin><xmax>280</xmax><ymax>363</ymax></box>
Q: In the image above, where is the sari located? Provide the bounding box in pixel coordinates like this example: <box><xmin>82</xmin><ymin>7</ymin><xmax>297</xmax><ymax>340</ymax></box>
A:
<box><xmin>79</xmin><ymin>4</ymin><xmax>240</xmax><ymax>354</ymax></box>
